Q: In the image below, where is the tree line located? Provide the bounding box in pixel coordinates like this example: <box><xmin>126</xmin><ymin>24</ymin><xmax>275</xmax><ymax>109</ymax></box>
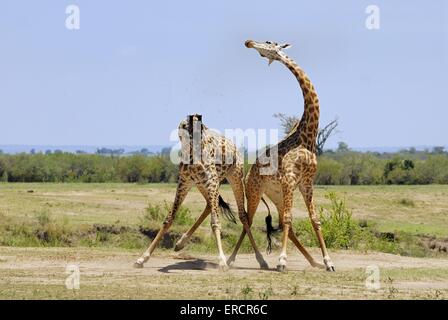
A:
<box><xmin>0</xmin><ymin>153</ymin><xmax>178</xmax><ymax>183</ymax></box>
<box><xmin>315</xmin><ymin>148</ymin><xmax>448</xmax><ymax>185</ymax></box>
<box><xmin>0</xmin><ymin>147</ymin><xmax>447</xmax><ymax>184</ymax></box>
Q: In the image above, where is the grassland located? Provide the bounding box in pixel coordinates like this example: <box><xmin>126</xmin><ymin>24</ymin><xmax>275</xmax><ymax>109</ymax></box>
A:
<box><xmin>1</xmin><ymin>183</ymin><xmax>447</xmax><ymax>235</ymax></box>
<box><xmin>0</xmin><ymin>183</ymin><xmax>447</xmax><ymax>299</ymax></box>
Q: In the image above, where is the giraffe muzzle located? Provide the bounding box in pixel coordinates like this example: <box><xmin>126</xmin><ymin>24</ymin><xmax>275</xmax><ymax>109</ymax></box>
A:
<box><xmin>245</xmin><ymin>40</ymin><xmax>254</xmax><ymax>48</ymax></box>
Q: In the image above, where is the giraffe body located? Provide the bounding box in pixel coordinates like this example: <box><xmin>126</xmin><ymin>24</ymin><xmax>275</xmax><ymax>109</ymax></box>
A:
<box><xmin>134</xmin><ymin>115</ymin><xmax>268</xmax><ymax>270</ymax></box>
<box><xmin>227</xmin><ymin>40</ymin><xmax>335</xmax><ymax>272</ymax></box>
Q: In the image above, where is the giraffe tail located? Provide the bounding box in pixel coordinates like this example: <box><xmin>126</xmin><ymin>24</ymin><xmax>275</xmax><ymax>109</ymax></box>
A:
<box><xmin>218</xmin><ymin>195</ymin><xmax>237</xmax><ymax>224</ymax></box>
<box><xmin>262</xmin><ymin>197</ymin><xmax>282</xmax><ymax>254</ymax></box>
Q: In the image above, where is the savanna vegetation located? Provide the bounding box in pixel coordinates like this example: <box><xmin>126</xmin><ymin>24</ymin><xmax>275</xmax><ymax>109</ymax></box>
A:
<box><xmin>1</xmin><ymin>183</ymin><xmax>447</xmax><ymax>299</ymax></box>
<box><xmin>1</xmin><ymin>145</ymin><xmax>447</xmax><ymax>185</ymax></box>
<box><xmin>1</xmin><ymin>183</ymin><xmax>447</xmax><ymax>258</ymax></box>
<box><xmin>315</xmin><ymin>146</ymin><xmax>448</xmax><ymax>185</ymax></box>
<box><xmin>0</xmin><ymin>152</ymin><xmax>178</xmax><ymax>183</ymax></box>
<box><xmin>0</xmin><ymin>119</ymin><xmax>447</xmax><ymax>299</ymax></box>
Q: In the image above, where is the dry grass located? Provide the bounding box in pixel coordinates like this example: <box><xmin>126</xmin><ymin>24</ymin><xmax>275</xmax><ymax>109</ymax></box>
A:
<box><xmin>1</xmin><ymin>183</ymin><xmax>447</xmax><ymax>236</ymax></box>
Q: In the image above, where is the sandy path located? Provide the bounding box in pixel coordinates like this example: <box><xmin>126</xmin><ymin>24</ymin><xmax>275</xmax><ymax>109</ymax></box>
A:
<box><xmin>1</xmin><ymin>246</ymin><xmax>447</xmax><ymax>275</ymax></box>
<box><xmin>1</xmin><ymin>247</ymin><xmax>448</xmax><ymax>299</ymax></box>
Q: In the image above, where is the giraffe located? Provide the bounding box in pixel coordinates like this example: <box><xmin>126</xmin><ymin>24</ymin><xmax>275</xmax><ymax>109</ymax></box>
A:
<box><xmin>134</xmin><ymin>114</ymin><xmax>268</xmax><ymax>270</ymax></box>
<box><xmin>227</xmin><ymin>40</ymin><xmax>335</xmax><ymax>272</ymax></box>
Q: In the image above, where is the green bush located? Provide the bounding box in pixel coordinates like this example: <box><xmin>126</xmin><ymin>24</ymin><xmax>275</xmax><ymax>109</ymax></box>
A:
<box><xmin>398</xmin><ymin>198</ymin><xmax>415</xmax><ymax>207</ymax></box>
<box><xmin>140</xmin><ymin>201</ymin><xmax>194</xmax><ymax>227</ymax></box>
<box><xmin>294</xmin><ymin>192</ymin><xmax>361</xmax><ymax>249</ymax></box>
<box><xmin>318</xmin><ymin>192</ymin><xmax>360</xmax><ymax>248</ymax></box>
<box><xmin>291</xmin><ymin>192</ymin><xmax>424</xmax><ymax>255</ymax></box>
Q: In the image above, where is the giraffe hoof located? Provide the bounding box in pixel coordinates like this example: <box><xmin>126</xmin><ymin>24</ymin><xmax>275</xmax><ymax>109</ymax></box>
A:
<box><xmin>324</xmin><ymin>257</ymin><xmax>335</xmax><ymax>272</ymax></box>
<box><xmin>174</xmin><ymin>234</ymin><xmax>188</xmax><ymax>252</ymax></box>
<box><xmin>218</xmin><ymin>262</ymin><xmax>229</xmax><ymax>272</ymax></box>
<box><xmin>276</xmin><ymin>264</ymin><xmax>287</xmax><ymax>273</ymax></box>
<box><xmin>133</xmin><ymin>261</ymin><xmax>144</xmax><ymax>269</ymax></box>
<box><xmin>174</xmin><ymin>243</ymin><xmax>185</xmax><ymax>252</ymax></box>
<box><xmin>259</xmin><ymin>261</ymin><xmax>270</xmax><ymax>270</ymax></box>
<box><xmin>226</xmin><ymin>256</ymin><xmax>236</xmax><ymax>266</ymax></box>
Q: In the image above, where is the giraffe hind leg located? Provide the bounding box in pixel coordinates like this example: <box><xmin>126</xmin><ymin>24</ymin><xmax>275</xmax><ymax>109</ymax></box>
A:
<box><xmin>174</xmin><ymin>194</ymin><xmax>233</xmax><ymax>252</ymax></box>
<box><xmin>174</xmin><ymin>205</ymin><xmax>211</xmax><ymax>252</ymax></box>
<box><xmin>299</xmin><ymin>183</ymin><xmax>335</xmax><ymax>272</ymax></box>
<box><xmin>226</xmin><ymin>182</ymin><xmax>262</xmax><ymax>267</ymax></box>
<box><xmin>227</xmin><ymin>172</ymin><xmax>268</xmax><ymax>269</ymax></box>
<box><xmin>264</xmin><ymin>189</ymin><xmax>323</xmax><ymax>269</ymax></box>
<box><xmin>289</xmin><ymin>230</ymin><xmax>325</xmax><ymax>269</ymax></box>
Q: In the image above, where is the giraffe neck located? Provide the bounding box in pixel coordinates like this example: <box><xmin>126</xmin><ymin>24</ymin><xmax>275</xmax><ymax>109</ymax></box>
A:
<box><xmin>278</xmin><ymin>54</ymin><xmax>320</xmax><ymax>153</ymax></box>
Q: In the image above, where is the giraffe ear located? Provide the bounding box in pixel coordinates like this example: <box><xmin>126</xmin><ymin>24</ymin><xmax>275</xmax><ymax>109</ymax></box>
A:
<box><xmin>281</xmin><ymin>43</ymin><xmax>291</xmax><ymax>49</ymax></box>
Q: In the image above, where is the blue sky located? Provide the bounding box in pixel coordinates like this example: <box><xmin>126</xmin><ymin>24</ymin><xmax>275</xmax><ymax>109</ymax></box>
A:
<box><xmin>1</xmin><ymin>0</ymin><xmax>447</xmax><ymax>149</ymax></box>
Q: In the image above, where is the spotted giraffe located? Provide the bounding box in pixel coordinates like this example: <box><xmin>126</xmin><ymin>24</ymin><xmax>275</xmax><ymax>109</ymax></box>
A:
<box><xmin>227</xmin><ymin>40</ymin><xmax>335</xmax><ymax>272</ymax></box>
<box><xmin>134</xmin><ymin>114</ymin><xmax>268</xmax><ymax>270</ymax></box>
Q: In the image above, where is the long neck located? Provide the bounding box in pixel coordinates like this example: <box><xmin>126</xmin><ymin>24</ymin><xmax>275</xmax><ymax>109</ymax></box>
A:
<box><xmin>279</xmin><ymin>54</ymin><xmax>320</xmax><ymax>153</ymax></box>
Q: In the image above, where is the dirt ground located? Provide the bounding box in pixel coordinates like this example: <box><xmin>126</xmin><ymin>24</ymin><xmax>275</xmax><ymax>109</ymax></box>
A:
<box><xmin>1</xmin><ymin>246</ymin><xmax>447</xmax><ymax>299</ymax></box>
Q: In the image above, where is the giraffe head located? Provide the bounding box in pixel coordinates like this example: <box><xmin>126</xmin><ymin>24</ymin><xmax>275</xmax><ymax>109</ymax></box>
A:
<box><xmin>178</xmin><ymin>114</ymin><xmax>205</xmax><ymax>144</ymax></box>
<box><xmin>178</xmin><ymin>114</ymin><xmax>204</xmax><ymax>134</ymax></box>
<box><xmin>245</xmin><ymin>40</ymin><xmax>291</xmax><ymax>65</ymax></box>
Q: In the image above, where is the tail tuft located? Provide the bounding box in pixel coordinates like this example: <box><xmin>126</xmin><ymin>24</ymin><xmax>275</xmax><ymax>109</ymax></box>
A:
<box><xmin>218</xmin><ymin>195</ymin><xmax>237</xmax><ymax>224</ymax></box>
<box><xmin>262</xmin><ymin>197</ymin><xmax>284</xmax><ymax>254</ymax></box>
<box><xmin>262</xmin><ymin>197</ymin><xmax>275</xmax><ymax>254</ymax></box>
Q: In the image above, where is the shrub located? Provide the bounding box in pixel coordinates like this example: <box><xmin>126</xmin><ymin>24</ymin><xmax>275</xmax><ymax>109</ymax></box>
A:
<box><xmin>318</xmin><ymin>192</ymin><xmax>360</xmax><ymax>248</ymax></box>
<box><xmin>294</xmin><ymin>192</ymin><xmax>361</xmax><ymax>249</ymax></box>
<box><xmin>398</xmin><ymin>198</ymin><xmax>415</xmax><ymax>207</ymax></box>
<box><xmin>140</xmin><ymin>201</ymin><xmax>194</xmax><ymax>227</ymax></box>
<box><xmin>293</xmin><ymin>192</ymin><xmax>404</xmax><ymax>253</ymax></box>
<box><xmin>34</xmin><ymin>210</ymin><xmax>71</xmax><ymax>246</ymax></box>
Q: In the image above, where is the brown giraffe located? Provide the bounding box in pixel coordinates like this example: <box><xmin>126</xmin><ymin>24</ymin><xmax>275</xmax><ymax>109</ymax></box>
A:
<box><xmin>134</xmin><ymin>114</ymin><xmax>268</xmax><ymax>270</ymax></box>
<box><xmin>227</xmin><ymin>40</ymin><xmax>335</xmax><ymax>272</ymax></box>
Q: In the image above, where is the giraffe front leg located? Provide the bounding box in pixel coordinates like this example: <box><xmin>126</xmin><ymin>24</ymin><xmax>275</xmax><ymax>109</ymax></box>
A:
<box><xmin>134</xmin><ymin>179</ymin><xmax>192</xmax><ymax>268</ymax></box>
<box><xmin>198</xmin><ymin>178</ymin><xmax>228</xmax><ymax>271</ymax></box>
<box><xmin>210</xmin><ymin>194</ymin><xmax>228</xmax><ymax>271</ymax></box>
<box><xmin>209</xmin><ymin>197</ymin><xmax>228</xmax><ymax>271</ymax></box>
<box><xmin>211</xmin><ymin>214</ymin><xmax>228</xmax><ymax>272</ymax></box>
